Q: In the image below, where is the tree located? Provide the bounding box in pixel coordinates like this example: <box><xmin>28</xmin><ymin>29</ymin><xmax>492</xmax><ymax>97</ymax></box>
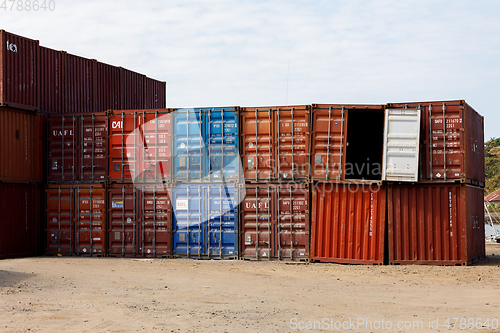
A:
<box><xmin>485</xmin><ymin>138</ymin><xmax>500</xmax><ymax>194</ymax></box>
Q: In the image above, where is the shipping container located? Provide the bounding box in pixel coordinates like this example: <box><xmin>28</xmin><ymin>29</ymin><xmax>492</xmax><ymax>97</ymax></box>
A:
<box><xmin>64</xmin><ymin>52</ymin><xmax>93</xmax><ymax>113</ymax></box>
<box><xmin>239</xmin><ymin>183</ymin><xmax>309</xmax><ymax>261</ymax></box>
<box><xmin>387</xmin><ymin>100</ymin><xmax>484</xmax><ymax>186</ymax></box>
<box><xmin>80</xmin><ymin>113</ymin><xmax>108</xmax><ymax>182</ymax></box>
<box><xmin>239</xmin><ymin>107</ymin><xmax>275</xmax><ymax>181</ymax></box>
<box><xmin>38</xmin><ymin>46</ymin><xmax>63</xmax><ymax>113</ymax></box>
<box><xmin>45</xmin><ymin>185</ymin><xmax>74</xmax><ymax>255</ymax></box>
<box><xmin>310</xmin><ymin>182</ymin><xmax>386</xmax><ymax>264</ymax></box>
<box><xmin>0</xmin><ymin>183</ymin><xmax>42</xmax><ymax>259</ymax></box>
<box><xmin>205</xmin><ymin>107</ymin><xmax>240</xmax><ymax>182</ymax></box>
<box><xmin>74</xmin><ymin>185</ymin><xmax>106</xmax><ymax>255</ymax></box>
<box><xmin>0</xmin><ymin>108</ymin><xmax>44</xmax><ymax>182</ymax></box>
<box><xmin>388</xmin><ymin>183</ymin><xmax>485</xmax><ymax>265</ymax></box>
<box><xmin>107</xmin><ymin>184</ymin><xmax>139</xmax><ymax>256</ymax></box>
<box><xmin>172</xmin><ymin>183</ymin><xmax>239</xmax><ymax>259</ymax></box>
<box><xmin>144</xmin><ymin>77</ymin><xmax>166</xmax><ymax>109</ymax></box>
<box><xmin>47</xmin><ymin>115</ymin><xmax>79</xmax><ymax>182</ymax></box>
<box><xmin>139</xmin><ymin>184</ymin><xmax>172</xmax><ymax>257</ymax></box>
<box><xmin>120</xmin><ymin>67</ymin><xmax>145</xmax><ymax>110</ymax></box>
<box><xmin>109</xmin><ymin>111</ymin><xmax>140</xmax><ymax>182</ymax></box>
<box><xmin>172</xmin><ymin>108</ymin><xmax>205</xmax><ymax>181</ymax></box>
<box><xmin>93</xmin><ymin>60</ymin><xmax>120</xmax><ymax>112</ymax></box>
<box><xmin>0</xmin><ymin>30</ymin><xmax>39</xmax><ymax>111</ymax></box>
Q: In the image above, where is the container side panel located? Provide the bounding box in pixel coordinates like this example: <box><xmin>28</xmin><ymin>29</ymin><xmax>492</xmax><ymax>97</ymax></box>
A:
<box><xmin>120</xmin><ymin>68</ymin><xmax>145</xmax><ymax>110</ymax></box>
<box><xmin>464</xmin><ymin>104</ymin><xmax>485</xmax><ymax>185</ymax></box>
<box><xmin>144</xmin><ymin>78</ymin><xmax>166</xmax><ymax>109</ymax></box>
<box><xmin>466</xmin><ymin>185</ymin><xmax>485</xmax><ymax>264</ymax></box>
<box><xmin>75</xmin><ymin>186</ymin><xmax>106</xmax><ymax>255</ymax></box>
<box><xmin>64</xmin><ymin>53</ymin><xmax>93</xmax><ymax>113</ymax></box>
<box><xmin>93</xmin><ymin>61</ymin><xmax>120</xmax><ymax>112</ymax></box>
<box><xmin>39</xmin><ymin>47</ymin><xmax>63</xmax><ymax>113</ymax></box>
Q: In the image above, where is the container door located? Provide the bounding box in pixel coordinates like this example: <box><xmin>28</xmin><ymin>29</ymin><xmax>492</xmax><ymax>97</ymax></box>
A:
<box><xmin>47</xmin><ymin>116</ymin><xmax>79</xmax><ymax>182</ymax></box>
<box><xmin>173</xmin><ymin>109</ymin><xmax>205</xmax><ymax>181</ymax></box>
<box><xmin>206</xmin><ymin>108</ymin><xmax>240</xmax><ymax>182</ymax></box>
<box><xmin>206</xmin><ymin>185</ymin><xmax>238</xmax><ymax>258</ymax></box>
<box><xmin>382</xmin><ymin>108</ymin><xmax>421</xmax><ymax>182</ymax></box>
<box><xmin>108</xmin><ymin>113</ymin><xmax>140</xmax><ymax>182</ymax></box>
<box><xmin>108</xmin><ymin>186</ymin><xmax>139</xmax><ymax>257</ymax></box>
<box><xmin>80</xmin><ymin>114</ymin><xmax>108</xmax><ymax>182</ymax></box>
<box><xmin>75</xmin><ymin>186</ymin><xmax>106</xmax><ymax>255</ymax></box>
<box><xmin>46</xmin><ymin>186</ymin><xmax>74</xmax><ymax>255</ymax></box>
<box><xmin>172</xmin><ymin>185</ymin><xmax>205</xmax><ymax>257</ymax></box>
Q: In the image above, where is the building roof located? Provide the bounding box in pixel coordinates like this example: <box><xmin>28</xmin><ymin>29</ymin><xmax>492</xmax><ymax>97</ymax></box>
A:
<box><xmin>485</xmin><ymin>188</ymin><xmax>500</xmax><ymax>202</ymax></box>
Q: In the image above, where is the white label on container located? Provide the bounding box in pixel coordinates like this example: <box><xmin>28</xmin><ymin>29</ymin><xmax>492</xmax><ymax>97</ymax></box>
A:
<box><xmin>176</xmin><ymin>199</ymin><xmax>188</xmax><ymax>210</ymax></box>
<box><xmin>83</xmin><ymin>248</ymin><xmax>87</xmax><ymax>252</ymax></box>
<box><xmin>180</xmin><ymin>143</ymin><xmax>186</xmax><ymax>148</ymax></box>
<box><xmin>249</xmin><ymin>142</ymin><xmax>253</xmax><ymax>148</ymax></box>
<box><xmin>93</xmin><ymin>238</ymin><xmax>101</xmax><ymax>241</ymax></box>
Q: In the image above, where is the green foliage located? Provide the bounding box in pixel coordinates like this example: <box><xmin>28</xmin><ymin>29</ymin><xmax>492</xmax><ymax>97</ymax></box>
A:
<box><xmin>485</xmin><ymin>137</ymin><xmax>500</xmax><ymax>194</ymax></box>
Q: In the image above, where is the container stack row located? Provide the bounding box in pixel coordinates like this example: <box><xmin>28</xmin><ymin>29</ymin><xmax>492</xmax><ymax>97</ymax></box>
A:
<box><xmin>0</xmin><ymin>30</ymin><xmax>166</xmax><ymax>259</ymax></box>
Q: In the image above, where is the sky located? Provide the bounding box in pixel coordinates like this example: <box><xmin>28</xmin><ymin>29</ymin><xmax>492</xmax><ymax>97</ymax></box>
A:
<box><xmin>2</xmin><ymin>0</ymin><xmax>499</xmax><ymax>140</ymax></box>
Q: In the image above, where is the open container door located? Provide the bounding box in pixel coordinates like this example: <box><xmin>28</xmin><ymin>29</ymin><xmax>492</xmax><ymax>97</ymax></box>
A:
<box><xmin>382</xmin><ymin>107</ymin><xmax>421</xmax><ymax>182</ymax></box>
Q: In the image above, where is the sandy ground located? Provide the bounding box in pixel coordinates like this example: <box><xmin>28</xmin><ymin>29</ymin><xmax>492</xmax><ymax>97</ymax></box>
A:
<box><xmin>1</xmin><ymin>245</ymin><xmax>500</xmax><ymax>333</ymax></box>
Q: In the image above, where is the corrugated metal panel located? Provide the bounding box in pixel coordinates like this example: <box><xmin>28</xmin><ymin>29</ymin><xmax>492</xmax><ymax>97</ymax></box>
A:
<box><xmin>382</xmin><ymin>108</ymin><xmax>421</xmax><ymax>182</ymax></box>
<box><xmin>139</xmin><ymin>185</ymin><xmax>172</xmax><ymax>258</ymax></box>
<box><xmin>0</xmin><ymin>183</ymin><xmax>42</xmax><ymax>259</ymax></box>
<box><xmin>172</xmin><ymin>183</ymin><xmax>238</xmax><ymax>259</ymax></box>
<box><xmin>275</xmin><ymin>105</ymin><xmax>310</xmax><ymax>181</ymax></box>
<box><xmin>75</xmin><ymin>185</ymin><xmax>106</xmax><ymax>255</ymax></box>
<box><xmin>39</xmin><ymin>46</ymin><xmax>63</xmax><ymax>113</ymax></box>
<box><xmin>0</xmin><ymin>30</ymin><xmax>39</xmax><ymax>111</ymax></box>
<box><xmin>0</xmin><ymin>108</ymin><xmax>38</xmax><ymax>182</ymax></box>
<box><xmin>239</xmin><ymin>183</ymin><xmax>309</xmax><ymax>261</ymax></box>
<box><xmin>144</xmin><ymin>77</ymin><xmax>166</xmax><ymax>109</ymax></box>
<box><xmin>388</xmin><ymin>183</ymin><xmax>485</xmax><ymax>265</ymax></box>
<box><xmin>310</xmin><ymin>182</ymin><xmax>386</xmax><ymax>264</ymax></box>
<box><xmin>120</xmin><ymin>67</ymin><xmax>145</xmax><ymax>110</ymax></box>
<box><xmin>108</xmin><ymin>111</ymin><xmax>140</xmax><ymax>182</ymax></box>
<box><xmin>107</xmin><ymin>185</ymin><xmax>139</xmax><ymax>257</ymax></box>
<box><xmin>205</xmin><ymin>107</ymin><xmax>240</xmax><ymax>182</ymax></box>
<box><xmin>240</xmin><ymin>107</ymin><xmax>275</xmax><ymax>181</ymax></box>
<box><xmin>46</xmin><ymin>185</ymin><xmax>74</xmax><ymax>255</ymax></box>
<box><xmin>79</xmin><ymin>113</ymin><xmax>108</xmax><ymax>182</ymax></box>
<box><xmin>34</xmin><ymin>113</ymin><xmax>46</xmax><ymax>183</ymax></box>
<box><xmin>64</xmin><ymin>53</ymin><xmax>93</xmax><ymax>113</ymax></box>
<box><xmin>172</xmin><ymin>109</ymin><xmax>205</xmax><ymax>181</ymax></box>
<box><xmin>47</xmin><ymin>115</ymin><xmax>79</xmax><ymax>182</ymax></box>
<box><xmin>93</xmin><ymin>60</ymin><xmax>120</xmax><ymax>112</ymax></box>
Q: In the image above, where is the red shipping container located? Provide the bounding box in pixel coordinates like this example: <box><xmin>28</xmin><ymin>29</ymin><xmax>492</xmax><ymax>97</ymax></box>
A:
<box><xmin>79</xmin><ymin>113</ymin><xmax>108</xmax><ymax>182</ymax></box>
<box><xmin>388</xmin><ymin>100</ymin><xmax>484</xmax><ymax>186</ymax></box>
<box><xmin>109</xmin><ymin>111</ymin><xmax>141</xmax><ymax>182</ymax></box>
<box><xmin>139</xmin><ymin>184</ymin><xmax>172</xmax><ymax>258</ymax></box>
<box><xmin>0</xmin><ymin>108</ymin><xmax>44</xmax><ymax>182</ymax></box>
<box><xmin>388</xmin><ymin>183</ymin><xmax>485</xmax><ymax>265</ymax></box>
<box><xmin>38</xmin><ymin>46</ymin><xmax>63</xmax><ymax>113</ymax></box>
<box><xmin>74</xmin><ymin>185</ymin><xmax>106</xmax><ymax>255</ymax></box>
<box><xmin>240</xmin><ymin>183</ymin><xmax>309</xmax><ymax>261</ymax></box>
<box><xmin>0</xmin><ymin>183</ymin><xmax>42</xmax><ymax>259</ymax></box>
<box><xmin>64</xmin><ymin>52</ymin><xmax>93</xmax><ymax>113</ymax></box>
<box><xmin>310</xmin><ymin>182</ymin><xmax>386</xmax><ymax>264</ymax></box>
<box><xmin>0</xmin><ymin>30</ymin><xmax>39</xmax><ymax>111</ymax></box>
<box><xmin>45</xmin><ymin>185</ymin><xmax>74</xmax><ymax>255</ymax></box>
<box><xmin>144</xmin><ymin>77</ymin><xmax>166</xmax><ymax>109</ymax></box>
<box><xmin>120</xmin><ymin>67</ymin><xmax>145</xmax><ymax>110</ymax></box>
<box><xmin>47</xmin><ymin>115</ymin><xmax>79</xmax><ymax>182</ymax></box>
<box><xmin>93</xmin><ymin>60</ymin><xmax>120</xmax><ymax>112</ymax></box>
<box><xmin>107</xmin><ymin>184</ymin><xmax>140</xmax><ymax>257</ymax></box>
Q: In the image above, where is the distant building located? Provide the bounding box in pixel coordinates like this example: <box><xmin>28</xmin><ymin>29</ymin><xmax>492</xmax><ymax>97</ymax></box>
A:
<box><xmin>485</xmin><ymin>189</ymin><xmax>500</xmax><ymax>205</ymax></box>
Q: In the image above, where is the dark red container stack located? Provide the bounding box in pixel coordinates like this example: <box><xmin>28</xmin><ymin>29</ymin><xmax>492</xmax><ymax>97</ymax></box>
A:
<box><xmin>0</xmin><ymin>29</ymin><xmax>166</xmax><ymax>259</ymax></box>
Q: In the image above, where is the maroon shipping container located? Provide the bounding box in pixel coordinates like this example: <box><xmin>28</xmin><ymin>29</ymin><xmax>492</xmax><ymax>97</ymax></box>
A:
<box><xmin>239</xmin><ymin>183</ymin><xmax>309</xmax><ymax>261</ymax></box>
<box><xmin>0</xmin><ymin>30</ymin><xmax>39</xmax><ymax>111</ymax></box>
<box><xmin>0</xmin><ymin>183</ymin><xmax>42</xmax><ymax>259</ymax></box>
<box><xmin>310</xmin><ymin>182</ymin><xmax>386</xmax><ymax>264</ymax></box>
<box><xmin>388</xmin><ymin>183</ymin><xmax>485</xmax><ymax>265</ymax></box>
<box><xmin>120</xmin><ymin>67</ymin><xmax>145</xmax><ymax>110</ymax></box>
<box><xmin>108</xmin><ymin>110</ymin><xmax>172</xmax><ymax>183</ymax></box>
<box><xmin>45</xmin><ymin>185</ymin><xmax>74</xmax><ymax>255</ymax></box>
<box><xmin>38</xmin><ymin>46</ymin><xmax>63</xmax><ymax>113</ymax></box>
<box><xmin>80</xmin><ymin>113</ymin><xmax>108</xmax><ymax>182</ymax></box>
<box><xmin>0</xmin><ymin>108</ymin><xmax>44</xmax><ymax>182</ymax></box>
<box><xmin>64</xmin><ymin>52</ymin><xmax>93</xmax><ymax>113</ymax></box>
<box><xmin>144</xmin><ymin>77</ymin><xmax>166</xmax><ymax>109</ymax></box>
<box><xmin>311</xmin><ymin>104</ymin><xmax>386</xmax><ymax>181</ymax></box>
<box><xmin>139</xmin><ymin>185</ymin><xmax>172</xmax><ymax>258</ymax></box>
<box><xmin>387</xmin><ymin>100</ymin><xmax>484</xmax><ymax>186</ymax></box>
<box><xmin>93</xmin><ymin>60</ymin><xmax>120</xmax><ymax>112</ymax></box>
<box><xmin>47</xmin><ymin>115</ymin><xmax>79</xmax><ymax>182</ymax></box>
<box><xmin>74</xmin><ymin>185</ymin><xmax>106</xmax><ymax>255</ymax></box>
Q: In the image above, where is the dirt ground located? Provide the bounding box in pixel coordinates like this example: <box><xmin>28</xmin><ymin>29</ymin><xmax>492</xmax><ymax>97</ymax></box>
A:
<box><xmin>1</xmin><ymin>245</ymin><xmax>500</xmax><ymax>333</ymax></box>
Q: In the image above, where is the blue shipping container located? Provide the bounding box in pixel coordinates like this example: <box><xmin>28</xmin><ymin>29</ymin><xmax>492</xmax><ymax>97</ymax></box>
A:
<box><xmin>172</xmin><ymin>183</ymin><xmax>239</xmax><ymax>258</ymax></box>
<box><xmin>205</xmin><ymin>107</ymin><xmax>240</xmax><ymax>182</ymax></box>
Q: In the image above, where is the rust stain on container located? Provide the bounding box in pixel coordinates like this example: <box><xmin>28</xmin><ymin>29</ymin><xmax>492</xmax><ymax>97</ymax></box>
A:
<box><xmin>74</xmin><ymin>185</ymin><xmax>106</xmax><ymax>255</ymax></box>
<box><xmin>240</xmin><ymin>183</ymin><xmax>309</xmax><ymax>261</ymax></box>
<box><xmin>0</xmin><ymin>108</ymin><xmax>40</xmax><ymax>182</ymax></box>
<box><xmin>144</xmin><ymin>77</ymin><xmax>166</xmax><ymax>109</ymax></box>
<box><xmin>388</xmin><ymin>183</ymin><xmax>485</xmax><ymax>265</ymax></box>
<box><xmin>64</xmin><ymin>53</ymin><xmax>93</xmax><ymax>113</ymax></box>
<box><xmin>46</xmin><ymin>185</ymin><xmax>75</xmax><ymax>255</ymax></box>
<box><xmin>93</xmin><ymin>60</ymin><xmax>120</xmax><ymax>112</ymax></box>
<box><xmin>387</xmin><ymin>100</ymin><xmax>484</xmax><ymax>186</ymax></box>
<box><xmin>120</xmin><ymin>67</ymin><xmax>145</xmax><ymax>110</ymax></box>
<box><xmin>39</xmin><ymin>46</ymin><xmax>63</xmax><ymax>113</ymax></box>
<box><xmin>107</xmin><ymin>184</ymin><xmax>140</xmax><ymax>257</ymax></box>
<box><xmin>0</xmin><ymin>183</ymin><xmax>42</xmax><ymax>259</ymax></box>
<box><xmin>310</xmin><ymin>182</ymin><xmax>386</xmax><ymax>264</ymax></box>
<box><xmin>0</xmin><ymin>30</ymin><xmax>39</xmax><ymax>111</ymax></box>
